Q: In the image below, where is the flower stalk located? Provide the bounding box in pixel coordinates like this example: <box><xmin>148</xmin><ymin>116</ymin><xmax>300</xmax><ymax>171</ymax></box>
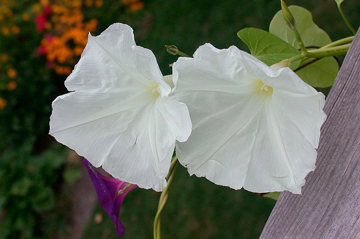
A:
<box><xmin>281</xmin><ymin>0</ymin><xmax>308</xmax><ymax>55</ymax></box>
<box><xmin>153</xmin><ymin>156</ymin><xmax>178</xmax><ymax>239</ymax></box>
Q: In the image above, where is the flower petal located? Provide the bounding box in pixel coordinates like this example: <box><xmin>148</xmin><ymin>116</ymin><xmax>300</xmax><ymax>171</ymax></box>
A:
<box><xmin>173</xmin><ymin>43</ymin><xmax>325</xmax><ymax>193</ymax></box>
<box><xmin>50</xmin><ymin>89</ymin><xmax>168</xmax><ymax>191</ymax></box>
<box><xmin>132</xmin><ymin>45</ymin><xmax>171</xmax><ymax>95</ymax></box>
<box><xmin>65</xmin><ymin>23</ymin><xmax>153</xmax><ymax>92</ymax></box>
<box><xmin>83</xmin><ymin>158</ymin><xmax>137</xmax><ymax>237</ymax></box>
<box><xmin>155</xmin><ymin>96</ymin><xmax>192</xmax><ymax>143</ymax></box>
<box><xmin>50</xmin><ymin>23</ymin><xmax>190</xmax><ymax>192</ymax></box>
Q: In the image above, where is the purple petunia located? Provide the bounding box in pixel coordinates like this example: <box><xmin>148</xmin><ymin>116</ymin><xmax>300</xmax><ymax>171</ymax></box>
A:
<box><xmin>83</xmin><ymin>158</ymin><xmax>137</xmax><ymax>237</ymax></box>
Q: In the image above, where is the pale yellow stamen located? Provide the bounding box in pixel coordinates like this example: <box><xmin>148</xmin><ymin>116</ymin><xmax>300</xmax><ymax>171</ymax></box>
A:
<box><xmin>152</xmin><ymin>87</ymin><xmax>159</xmax><ymax>94</ymax></box>
<box><xmin>261</xmin><ymin>84</ymin><xmax>270</xmax><ymax>91</ymax></box>
<box><xmin>253</xmin><ymin>78</ymin><xmax>273</xmax><ymax>97</ymax></box>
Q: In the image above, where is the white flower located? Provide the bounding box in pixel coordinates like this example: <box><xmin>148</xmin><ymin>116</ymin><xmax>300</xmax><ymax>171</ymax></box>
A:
<box><xmin>49</xmin><ymin>23</ymin><xmax>192</xmax><ymax>192</ymax></box>
<box><xmin>173</xmin><ymin>43</ymin><xmax>326</xmax><ymax>194</ymax></box>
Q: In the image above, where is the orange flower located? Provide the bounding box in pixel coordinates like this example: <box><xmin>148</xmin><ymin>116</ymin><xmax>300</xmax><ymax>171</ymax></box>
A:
<box><xmin>85</xmin><ymin>0</ymin><xmax>93</xmax><ymax>7</ymax></box>
<box><xmin>130</xmin><ymin>1</ymin><xmax>144</xmax><ymax>11</ymax></box>
<box><xmin>73</xmin><ymin>45</ymin><xmax>84</xmax><ymax>55</ymax></box>
<box><xmin>1</xmin><ymin>54</ymin><xmax>8</xmax><ymax>62</ymax></box>
<box><xmin>95</xmin><ymin>0</ymin><xmax>103</xmax><ymax>8</ymax></box>
<box><xmin>22</xmin><ymin>13</ymin><xmax>30</xmax><ymax>21</ymax></box>
<box><xmin>40</xmin><ymin>0</ymin><xmax>49</xmax><ymax>6</ymax></box>
<box><xmin>32</xmin><ymin>3</ymin><xmax>42</xmax><ymax>14</ymax></box>
<box><xmin>7</xmin><ymin>68</ymin><xmax>16</xmax><ymax>78</ymax></box>
<box><xmin>11</xmin><ymin>26</ymin><xmax>20</xmax><ymax>35</ymax></box>
<box><xmin>6</xmin><ymin>81</ymin><xmax>17</xmax><ymax>91</ymax></box>
<box><xmin>1</xmin><ymin>26</ymin><xmax>9</xmax><ymax>35</ymax></box>
<box><xmin>85</xmin><ymin>19</ymin><xmax>98</xmax><ymax>32</ymax></box>
<box><xmin>0</xmin><ymin>97</ymin><xmax>6</xmax><ymax>110</ymax></box>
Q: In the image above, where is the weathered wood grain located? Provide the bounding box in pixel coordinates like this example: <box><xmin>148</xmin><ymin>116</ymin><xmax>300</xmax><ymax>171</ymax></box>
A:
<box><xmin>260</xmin><ymin>29</ymin><xmax>360</xmax><ymax>239</ymax></box>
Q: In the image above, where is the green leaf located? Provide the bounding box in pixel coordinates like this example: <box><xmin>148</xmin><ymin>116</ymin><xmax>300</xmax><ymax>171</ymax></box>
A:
<box><xmin>0</xmin><ymin>195</ymin><xmax>6</xmax><ymax>211</ymax></box>
<box><xmin>263</xmin><ymin>192</ymin><xmax>281</xmax><ymax>200</ymax></box>
<box><xmin>270</xmin><ymin>6</ymin><xmax>332</xmax><ymax>48</ymax></box>
<box><xmin>237</xmin><ymin>28</ymin><xmax>301</xmax><ymax>70</ymax></box>
<box><xmin>63</xmin><ymin>166</ymin><xmax>82</xmax><ymax>184</ymax></box>
<box><xmin>31</xmin><ymin>187</ymin><xmax>56</xmax><ymax>213</ymax></box>
<box><xmin>296</xmin><ymin>57</ymin><xmax>338</xmax><ymax>88</ymax></box>
<box><xmin>270</xmin><ymin>6</ymin><xmax>338</xmax><ymax>87</ymax></box>
<box><xmin>10</xmin><ymin>177</ymin><xmax>32</xmax><ymax>196</ymax></box>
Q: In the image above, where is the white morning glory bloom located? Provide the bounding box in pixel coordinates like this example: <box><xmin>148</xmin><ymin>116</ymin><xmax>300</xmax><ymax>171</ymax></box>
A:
<box><xmin>173</xmin><ymin>43</ymin><xmax>326</xmax><ymax>194</ymax></box>
<box><xmin>49</xmin><ymin>23</ymin><xmax>191</xmax><ymax>192</ymax></box>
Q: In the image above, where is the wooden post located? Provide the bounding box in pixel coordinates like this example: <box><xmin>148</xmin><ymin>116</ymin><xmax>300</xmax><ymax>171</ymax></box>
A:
<box><xmin>260</xmin><ymin>29</ymin><xmax>360</xmax><ymax>238</ymax></box>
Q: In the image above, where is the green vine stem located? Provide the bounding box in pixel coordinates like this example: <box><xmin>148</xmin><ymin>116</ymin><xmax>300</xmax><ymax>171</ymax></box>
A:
<box><xmin>337</xmin><ymin>3</ymin><xmax>356</xmax><ymax>35</ymax></box>
<box><xmin>288</xmin><ymin>43</ymin><xmax>351</xmax><ymax>64</ymax></box>
<box><xmin>322</xmin><ymin>36</ymin><xmax>354</xmax><ymax>48</ymax></box>
<box><xmin>153</xmin><ymin>156</ymin><xmax>179</xmax><ymax>239</ymax></box>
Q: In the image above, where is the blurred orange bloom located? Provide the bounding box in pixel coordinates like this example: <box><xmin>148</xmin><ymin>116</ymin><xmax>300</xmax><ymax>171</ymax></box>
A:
<box><xmin>1</xmin><ymin>54</ymin><xmax>8</xmax><ymax>63</ymax></box>
<box><xmin>6</xmin><ymin>81</ymin><xmax>17</xmax><ymax>91</ymax></box>
<box><xmin>7</xmin><ymin>68</ymin><xmax>17</xmax><ymax>78</ymax></box>
<box><xmin>0</xmin><ymin>98</ymin><xmax>6</xmax><ymax>110</ymax></box>
<box><xmin>94</xmin><ymin>0</ymin><xmax>103</xmax><ymax>8</ymax></box>
<box><xmin>22</xmin><ymin>13</ymin><xmax>31</xmax><ymax>21</ymax></box>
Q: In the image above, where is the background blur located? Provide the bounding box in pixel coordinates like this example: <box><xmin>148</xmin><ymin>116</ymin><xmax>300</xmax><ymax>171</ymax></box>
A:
<box><xmin>0</xmin><ymin>0</ymin><xmax>358</xmax><ymax>238</ymax></box>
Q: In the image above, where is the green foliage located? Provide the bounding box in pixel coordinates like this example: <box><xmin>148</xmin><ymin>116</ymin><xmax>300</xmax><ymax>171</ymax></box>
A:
<box><xmin>63</xmin><ymin>166</ymin><xmax>82</xmax><ymax>184</ymax></box>
<box><xmin>263</xmin><ymin>192</ymin><xmax>281</xmax><ymax>200</ymax></box>
<box><xmin>0</xmin><ymin>142</ymin><xmax>68</xmax><ymax>239</ymax></box>
<box><xmin>270</xmin><ymin>6</ymin><xmax>338</xmax><ymax>87</ymax></box>
<box><xmin>237</xmin><ymin>28</ymin><xmax>301</xmax><ymax>70</ymax></box>
<box><xmin>296</xmin><ymin>57</ymin><xmax>338</xmax><ymax>88</ymax></box>
<box><xmin>270</xmin><ymin>6</ymin><xmax>332</xmax><ymax>48</ymax></box>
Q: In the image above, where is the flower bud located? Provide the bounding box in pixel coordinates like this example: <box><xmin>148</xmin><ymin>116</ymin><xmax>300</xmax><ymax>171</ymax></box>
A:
<box><xmin>165</xmin><ymin>45</ymin><xmax>179</xmax><ymax>55</ymax></box>
<box><xmin>281</xmin><ymin>0</ymin><xmax>296</xmax><ymax>29</ymax></box>
<box><xmin>270</xmin><ymin>60</ymin><xmax>290</xmax><ymax>70</ymax></box>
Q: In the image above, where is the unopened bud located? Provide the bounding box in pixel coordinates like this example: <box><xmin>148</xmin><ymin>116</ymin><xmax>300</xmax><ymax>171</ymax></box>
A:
<box><xmin>165</xmin><ymin>45</ymin><xmax>179</xmax><ymax>55</ymax></box>
<box><xmin>281</xmin><ymin>0</ymin><xmax>296</xmax><ymax>29</ymax></box>
<box><xmin>165</xmin><ymin>45</ymin><xmax>190</xmax><ymax>57</ymax></box>
<box><xmin>270</xmin><ymin>60</ymin><xmax>290</xmax><ymax>70</ymax></box>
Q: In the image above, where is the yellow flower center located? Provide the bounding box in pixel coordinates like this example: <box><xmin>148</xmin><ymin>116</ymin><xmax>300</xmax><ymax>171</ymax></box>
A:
<box><xmin>148</xmin><ymin>81</ymin><xmax>160</xmax><ymax>100</ymax></box>
<box><xmin>253</xmin><ymin>78</ymin><xmax>273</xmax><ymax>97</ymax></box>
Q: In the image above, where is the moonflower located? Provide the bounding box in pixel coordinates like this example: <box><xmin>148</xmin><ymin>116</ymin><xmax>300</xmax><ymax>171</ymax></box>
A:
<box><xmin>49</xmin><ymin>23</ymin><xmax>191</xmax><ymax>191</ymax></box>
<box><xmin>173</xmin><ymin>43</ymin><xmax>326</xmax><ymax>194</ymax></box>
<box><xmin>83</xmin><ymin>158</ymin><xmax>136</xmax><ymax>237</ymax></box>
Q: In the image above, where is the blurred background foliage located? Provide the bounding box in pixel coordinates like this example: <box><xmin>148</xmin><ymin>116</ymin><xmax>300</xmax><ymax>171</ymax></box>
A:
<box><xmin>0</xmin><ymin>0</ymin><xmax>358</xmax><ymax>238</ymax></box>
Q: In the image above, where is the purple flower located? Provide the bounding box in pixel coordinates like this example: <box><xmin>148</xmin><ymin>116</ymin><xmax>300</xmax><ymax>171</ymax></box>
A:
<box><xmin>83</xmin><ymin>158</ymin><xmax>137</xmax><ymax>237</ymax></box>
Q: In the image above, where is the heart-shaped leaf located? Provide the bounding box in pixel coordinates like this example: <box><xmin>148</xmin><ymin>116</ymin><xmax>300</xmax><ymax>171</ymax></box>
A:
<box><xmin>237</xmin><ymin>28</ymin><xmax>300</xmax><ymax>70</ymax></box>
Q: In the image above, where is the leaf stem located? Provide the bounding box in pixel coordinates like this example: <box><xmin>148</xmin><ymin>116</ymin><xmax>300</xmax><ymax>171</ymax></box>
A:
<box><xmin>153</xmin><ymin>156</ymin><xmax>178</xmax><ymax>239</ymax></box>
